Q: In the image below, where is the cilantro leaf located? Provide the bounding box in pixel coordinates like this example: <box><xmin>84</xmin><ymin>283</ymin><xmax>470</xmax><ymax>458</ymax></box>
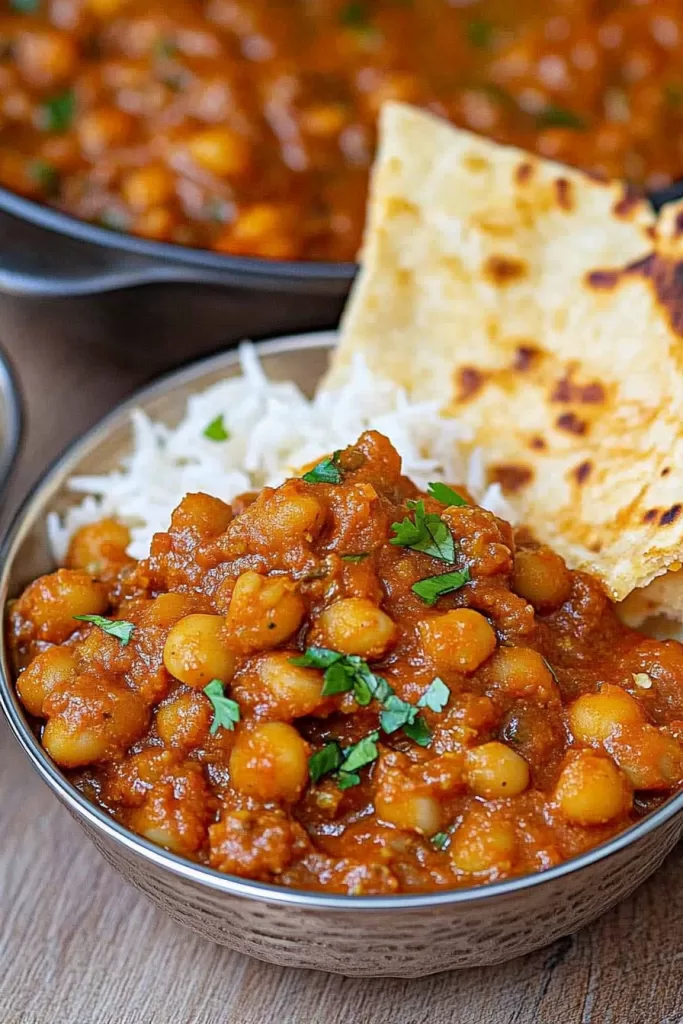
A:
<box><xmin>322</xmin><ymin>659</ymin><xmax>355</xmax><ymax>696</ymax></box>
<box><xmin>427</xmin><ymin>482</ymin><xmax>467</xmax><ymax>507</ymax></box>
<box><xmin>203</xmin><ymin>414</ymin><xmax>229</xmax><ymax>441</ymax></box>
<box><xmin>342</xmin><ymin>553</ymin><xmax>369</xmax><ymax>563</ymax></box>
<box><xmin>39</xmin><ymin>89</ymin><xmax>75</xmax><ymax>132</ymax></box>
<box><xmin>337</xmin><ymin>771</ymin><xmax>361</xmax><ymax>790</ymax></box>
<box><xmin>290</xmin><ymin>648</ymin><xmax>391</xmax><ymax>704</ymax></box>
<box><xmin>290</xmin><ymin>646</ymin><xmax>342</xmax><ymax>669</ymax></box>
<box><xmin>302</xmin><ymin>452</ymin><xmax>343</xmax><ymax>485</ymax></box>
<box><xmin>29</xmin><ymin>159</ymin><xmax>60</xmax><ymax>196</ymax></box>
<box><xmin>418</xmin><ymin>677</ymin><xmax>450</xmax><ymax>713</ymax></box>
<box><xmin>412</xmin><ymin>567</ymin><xmax>471</xmax><ymax>605</ymax></box>
<box><xmin>73</xmin><ymin>614</ymin><xmax>135</xmax><ymax>645</ymax></box>
<box><xmin>536</xmin><ymin>105</ymin><xmax>587</xmax><ymax>130</ymax></box>
<box><xmin>391</xmin><ymin>500</ymin><xmax>456</xmax><ymax>562</ymax></box>
<box><xmin>340</xmin><ymin>1</ymin><xmax>368</xmax><ymax>28</ymax></box>
<box><xmin>402</xmin><ymin>716</ymin><xmax>432</xmax><ymax>747</ymax></box>
<box><xmin>466</xmin><ymin>18</ymin><xmax>494</xmax><ymax>48</ymax></box>
<box><xmin>309</xmin><ymin>741</ymin><xmax>343</xmax><ymax>783</ymax></box>
<box><xmin>203</xmin><ymin>679</ymin><xmax>240</xmax><ymax>735</ymax></box>
<box><xmin>340</xmin><ymin>731</ymin><xmax>379</xmax><ymax>774</ymax></box>
<box><xmin>10</xmin><ymin>0</ymin><xmax>39</xmax><ymax>11</ymax></box>
<box><xmin>431</xmin><ymin>831</ymin><xmax>450</xmax><ymax>851</ymax></box>
<box><xmin>379</xmin><ymin>693</ymin><xmax>419</xmax><ymax>734</ymax></box>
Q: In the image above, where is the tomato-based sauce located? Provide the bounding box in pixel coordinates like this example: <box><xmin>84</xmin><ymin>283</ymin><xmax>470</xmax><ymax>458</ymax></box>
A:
<box><xmin>9</xmin><ymin>431</ymin><xmax>683</xmax><ymax>894</ymax></box>
<box><xmin>1</xmin><ymin>0</ymin><xmax>683</xmax><ymax>261</ymax></box>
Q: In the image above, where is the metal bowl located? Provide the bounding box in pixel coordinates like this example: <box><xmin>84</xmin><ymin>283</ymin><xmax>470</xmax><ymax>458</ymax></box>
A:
<box><xmin>1</xmin><ymin>331</ymin><xmax>683</xmax><ymax>977</ymax></box>
<box><xmin>0</xmin><ymin>343</ymin><xmax>22</xmax><ymax>502</ymax></box>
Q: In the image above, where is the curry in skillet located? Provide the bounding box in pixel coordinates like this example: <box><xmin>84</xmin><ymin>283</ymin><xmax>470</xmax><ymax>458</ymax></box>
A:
<box><xmin>9</xmin><ymin>432</ymin><xmax>683</xmax><ymax>894</ymax></box>
<box><xmin>2</xmin><ymin>0</ymin><xmax>683</xmax><ymax>260</ymax></box>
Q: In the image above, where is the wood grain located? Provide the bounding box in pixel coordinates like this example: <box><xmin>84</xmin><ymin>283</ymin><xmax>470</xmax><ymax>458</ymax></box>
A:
<box><xmin>1</xmin><ymin>292</ymin><xmax>682</xmax><ymax>1024</ymax></box>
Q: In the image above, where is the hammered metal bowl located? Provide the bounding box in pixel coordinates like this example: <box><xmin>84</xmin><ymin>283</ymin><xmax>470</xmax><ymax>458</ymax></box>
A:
<box><xmin>2</xmin><ymin>332</ymin><xmax>683</xmax><ymax>977</ymax></box>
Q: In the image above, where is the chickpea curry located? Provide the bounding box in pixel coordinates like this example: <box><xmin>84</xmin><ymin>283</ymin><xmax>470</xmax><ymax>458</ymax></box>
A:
<box><xmin>9</xmin><ymin>431</ymin><xmax>683</xmax><ymax>895</ymax></box>
<box><xmin>2</xmin><ymin>1</ymin><xmax>683</xmax><ymax>261</ymax></box>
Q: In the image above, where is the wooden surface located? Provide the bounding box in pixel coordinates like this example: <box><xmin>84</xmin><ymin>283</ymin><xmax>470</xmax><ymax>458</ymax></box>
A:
<box><xmin>1</xmin><ymin>292</ymin><xmax>683</xmax><ymax>1024</ymax></box>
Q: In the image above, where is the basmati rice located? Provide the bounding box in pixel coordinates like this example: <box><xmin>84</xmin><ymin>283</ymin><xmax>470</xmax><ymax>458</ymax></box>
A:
<box><xmin>47</xmin><ymin>342</ymin><xmax>516</xmax><ymax>562</ymax></box>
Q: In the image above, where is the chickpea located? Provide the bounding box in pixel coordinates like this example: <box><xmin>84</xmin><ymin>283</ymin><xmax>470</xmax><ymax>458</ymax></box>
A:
<box><xmin>133</xmin><ymin>206</ymin><xmax>174</xmax><ymax>241</ymax></box>
<box><xmin>451</xmin><ymin>812</ymin><xmax>517</xmax><ymax>874</ymax></box>
<box><xmin>484</xmin><ymin>646</ymin><xmax>556</xmax><ymax>702</ymax></box>
<box><xmin>169</xmin><ymin>492</ymin><xmax>232</xmax><ymax>538</ymax></box>
<box><xmin>16</xmin><ymin>569</ymin><xmax>108</xmax><ymax>644</ymax></box>
<box><xmin>420</xmin><ymin>609</ymin><xmax>497</xmax><ymax>674</ymax></box>
<box><xmin>16</xmin><ymin>646</ymin><xmax>78</xmax><ymax>718</ymax></box>
<box><xmin>554</xmin><ymin>752</ymin><xmax>632</xmax><ymax>826</ymax></box>
<box><xmin>77</xmin><ymin>108</ymin><xmax>133</xmax><ymax>157</ymax></box>
<box><xmin>216</xmin><ymin>203</ymin><xmax>297</xmax><ymax>260</ymax></box>
<box><xmin>569</xmin><ymin>685</ymin><xmax>645</xmax><ymax>746</ymax></box>
<box><xmin>128</xmin><ymin>763</ymin><xmax>211</xmax><ymax>855</ymax></box>
<box><xmin>156</xmin><ymin>691</ymin><xmax>212</xmax><ymax>750</ymax></box>
<box><xmin>375</xmin><ymin>790</ymin><xmax>443</xmax><ymax>835</ymax></box>
<box><xmin>42</xmin><ymin>677</ymin><xmax>148</xmax><ymax>768</ymax></box>
<box><xmin>257</xmin><ymin>489</ymin><xmax>325</xmax><ymax>546</ymax></box>
<box><xmin>67</xmin><ymin>518</ymin><xmax>130</xmax><ymax>575</ymax></box>
<box><xmin>512</xmin><ymin>548</ymin><xmax>572</xmax><ymax>613</ymax></box>
<box><xmin>608</xmin><ymin>727</ymin><xmax>683</xmax><ymax>790</ymax></box>
<box><xmin>140</xmin><ymin>592</ymin><xmax>197</xmax><ymax>629</ymax></box>
<box><xmin>122</xmin><ymin>165</ymin><xmax>175</xmax><ymax>211</ymax></box>
<box><xmin>300</xmin><ymin>103</ymin><xmax>348</xmax><ymax>137</ymax></box>
<box><xmin>317</xmin><ymin>598</ymin><xmax>397</xmax><ymax>660</ymax></box>
<box><xmin>225</xmin><ymin>571</ymin><xmax>305</xmax><ymax>654</ymax></box>
<box><xmin>466</xmin><ymin>741</ymin><xmax>530</xmax><ymax>799</ymax></box>
<box><xmin>252</xmin><ymin>651</ymin><xmax>326</xmax><ymax>719</ymax></box>
<box><xmin>187</xmin><ymin>126</ymin><xmax>251</xmax><ymax>177</ymax></box>
<box><xmin>229</xmin><ymin>722</ymin><xmax>309</xmax><ymax>803</ymax></box>
<box><xmin>163</xmin><ymin>613</ymin><xmax>236</xmax><ymax>689</ymax></box>
<box><xmin>16</xmin><ymin>30</ymin><xmax>77</xmax><ymax>87</ymax></box>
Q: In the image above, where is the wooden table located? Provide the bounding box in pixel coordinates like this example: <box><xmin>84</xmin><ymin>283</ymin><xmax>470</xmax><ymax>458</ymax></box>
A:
<box><xmin>1</xmin><ymin>292</ymin><xmax>682</xmax><ymax>1024</ymax></box>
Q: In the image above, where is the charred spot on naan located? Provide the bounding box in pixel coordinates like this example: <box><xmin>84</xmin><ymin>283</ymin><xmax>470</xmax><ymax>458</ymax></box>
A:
<box><xmin>483</xmin><ymin>254</ymin><xmax>528</xmax><ymax>287</ymax></box>
<box><xmin>489</xmin><ymin>463</ymin><xmax>534</xmax><ymax>494</ymax></box>
<box><xmin>456</xmin><ymin>366</ymin><xmax>487</xmax><ymax>401</ymax></box>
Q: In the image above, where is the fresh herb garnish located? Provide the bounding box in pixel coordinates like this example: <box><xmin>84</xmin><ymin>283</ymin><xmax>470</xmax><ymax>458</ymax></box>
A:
<box><xmin>29</xmin><ymin>159</ymin><xmax>60</xmax><ymax>196</ymax></box>
<box><xmin>337</xmin><ymin>771</ymin><xmax>361</xmax><ymax>790</ymax></box>
<box><xmin>412</xmin><ymin>567</ymin><xmax>471</xmax><ymax>605</ymax></box>
<box><xmin>154</xmin><ymin>36</ymin><xmax>179</xmax><ymax>59</ymax></box>
<box><xmin>10</xmin><ymin>0</ymin><xmax>38</xmax><ymax>11</ymax></box>
<box><xmin>302</xmin><ymin>451</ymin><xmax>343</xmax><ymax>485</ymax></box>
<box><xmin>431</xmin><ymin>831</ymin><xmax>450</xmax><ymax>851</ymax></box>
<box><xmin>309</xmin><ymin>741</ymin><xmax>343</xmax><ymax>783</ymax></box>
<box><xmin>665</xmin><ymin>82</ymin><xmax>683</xmax><ymax>107</ymax></box>
<box><xmin>391</xmin><ymin>500</ymin><xmax>456</xmax><ymax>562</ymax></box>
<box><xmin>203</xmin><ymin>414</ymin><xmax>230</xmax><ymax>442</ymax></box>
<box><xmin>342</xmin><ymin>553</ymin><xmax>369</xmax><ymax>563</ymax></box>
<box><xmin>418</xmin><ymin>677</ymin><xmax>450</xmax><ymax>713</ymax></box>
<box><xmin>427</xmin><ymin>482</ymin><xmax>467</xmax><ymax>507</ymax></box>
<box><xmin>379</xmin><ymin>693</ymin><xmax>420</xmax><ymax>735</ymax></box>
<box><xmin>339</xmin><ymin>731</ymin><xmax>379</xmax><ymax>774</ymax></box>
<box><xmin>39</xmin><ymin>89</ymin><xmax>75</xmax><ymax>132</ymax></box>
<box><xmin>402</xmin><ymin>716</ymin><xmax>432</xmax><ymax>747</ymax></box>
<box><xmin>340</xmin><ymin>0</ymin><xmax>368</xmax><ymax>28</ymax></box>
<box><xmin>291</xmin><ymin>647</ymin><xmax>391</xmax><ymax>704</ymax></box>
<box><xmin>536</xmin><ymin>105</ymin><xmax>587</xmax><ymax>130</ymax></box>
<box><xmin>73</xmin><ymin>614</ymin><xmax>135</xmax><ymax>645</ymax></box>
<box><xmin>466</xmin><ymin>19</ymin><xmax>494</xmax><ymax>48</ymax></box>
<box><xmin>203</xmin><ymin>680</ymin><xmax>240</xmax><ymax>735</ymax></box>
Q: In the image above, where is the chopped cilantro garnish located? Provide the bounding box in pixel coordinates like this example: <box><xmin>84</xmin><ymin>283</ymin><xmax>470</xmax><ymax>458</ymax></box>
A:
<box><xmin>203</xmin><ymin>679</ymin><xmax>240</xmax><ymax>735</ymax></box>
<box><xmin>427</xmin><ymin>482</ymin><xmax>467</xmax><ymax>507</ymax></box>
<box><xmin>302</xmin><ymin>451</ymin><xmax>343</xmax><ymax>485</ymax></box>
<box><xmin>291</xmin><ymin>647</ymin><xmax>391</xmax><ymax>704</ymax></box>
<box><xmin>412</xmin><ymin>566</ymin><xmax>471</xmax><ymax>605</ymax></box>
<box><xmin>340</xmin><ymin>731</ymin><xmax>379</xmax><ymax>774</ymax></box>
<box><xmin>73</xmin><ymin>614</ymin><xmax>135</xmax><ymax>646</ymax></box>
<box><xmin>29</xmin><ymin>159</ymin><xmax>60</xmax><ymax>196</ymax></box>
<box><xmin>466</xmin><ymin>19</ymin><xmax>494</xmax><ymax>48</ymax></box>
<box><xmin>154</xmin><ymin>36</ymin><xmax>179</xmax><ymax>59</ymax></box>
<box><xmin>340</xmin><ymin>0</ymin><xmax>368</xmax><ymax>28</ymax></box>
<box><xmin>309</xmin><ymin>741</ymin><xmax>343</xmax><ymax>783</ymax></box>
<box><xmin>203</xmin><ymin>414</ymin><xmax>230</xmax><ymax>442</ymax></box>
<box><xmin>418</xmin><ymin>677</ymin><xmax>450</xmax><ymax>713</ymax></box>
<box><xmin>402</xmin><ymin>716</ymin><xmax>432</xmax><ymax>747</ymax></box>
<box><xmin>379</xmin><ymin>693</ymin><xmax>420</xmax><ymax>735</ymax></box>
<box><xmin>391</xmin><ymin>500</ymin><xmax>456</xmax><ymax>562</ymax></box>
<box><xmin>10</xmin><ymin>0</ymin><xmax>38</xmax><ymax>11</ymax></box>
<box><xmin>337</xmin><ymin>771</ymin><xmax>361</xmax><ymax>790</ymax></box>
<box><xmin>665</xmin><ymin>82</ymin><xmax>683</xmax><ymax>107</ymax></box>
<box><xmin>39</xmin><ymin>89</ymin><xmax>75</xmax><ymax>133</ymax></box>
<box><xmin>431</xmin><ymin>831</ymin><xmax>450</xmax><ymax>851</ymax></box>
<box><xmin>536</xmin><ymin>105</ymin><xmax>587</xmax><ymax>130</ymax></box>
<box><xmin>342</xmin><ymin>553</ymin><xmax>369</xmax><ymax>563</ymax></box>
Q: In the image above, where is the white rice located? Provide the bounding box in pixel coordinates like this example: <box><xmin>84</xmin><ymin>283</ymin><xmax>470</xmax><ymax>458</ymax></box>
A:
<box><xmin>47</xmin><ymin>342</ymin><xmax>516</xmax><ymax>562</ymax></box>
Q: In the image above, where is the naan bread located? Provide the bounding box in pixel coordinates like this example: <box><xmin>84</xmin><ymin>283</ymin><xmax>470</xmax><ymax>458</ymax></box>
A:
<box><xmin>330</xmin><ymin>102</ymin><xmax>683</xmax><ymax>603</ymax></box>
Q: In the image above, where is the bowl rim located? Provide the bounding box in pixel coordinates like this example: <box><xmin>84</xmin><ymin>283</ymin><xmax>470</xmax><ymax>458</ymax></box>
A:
<box><xmin>2</xmin><ymin>328</ymin><xmax>683</xmax><ymax>912</ymax></box>
<box><xmin>0</xmin><ymin>186</ymin><xmax>356</xmax><ymax>285</ymax></box>
<box><xmin>0</xmin><ymin>342</ymin><xmax>23</xmax><ymax>497</ymax></box>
